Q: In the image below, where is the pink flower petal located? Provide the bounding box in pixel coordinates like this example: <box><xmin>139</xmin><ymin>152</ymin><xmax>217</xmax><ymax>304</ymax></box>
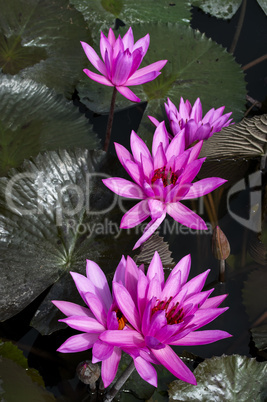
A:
<box><xmin>113</xmin><ymin>282</ymin><xmax>141</xmax><ymax>331</ymax></box>
<box><xmin>133</xmin><ymin>211</ymin><xmax>166</xmax><ymax>250</ymax></box>
<box><xmin>147</xmin><ymin>251</ymin><xmax>164</xmax><ymax>289</ymax></box>
<box><xmin>134</xmin><ymin>356</ymin><xmax>157</xmax><ymax>387</ymax></box>
<box><xmin>102</xmin><ymin>177</ymin><xmax>144</xmax><ymax>199</ymax></box>
<box><xmin>100</xmin><ymin>329</ymin><xmax>145</xmax><ymax>348</ymax></box>
<box><xmin>130</xmin><ymin>130</ymin><xmax>152</xmax><ymax>164</ymax></box>
<box><xmin>59</xmin><ymin>316</ymin><xmax>105</xmax><ymax>333</ymax></box>
<box><xmin>116</xmin><ymin>85</ymin><xmax>140</xmax><ymax>102</ymax></box>
<box><xmin>152</xmin><ymin>345</ymin><xmax>197</xmax><ymax>384</ymax></box>
<box><xmin>83</xmin><ymin>69</ymin><xmax>113</xmax><ymax>86</ymax></box>
<box><xmin>152</xmin><ymin>121</ymin><xmax>169</xmax><ymax>158</ymax></box>
<box><xmin>183</xmin><ymin>177</ymin><xmax>227</xmax><ymax>199</ymax></box>
<box><xmin>52</xmin><ymin>300</ymin><xmax>94</xmax><ymax>318</ymax></box>
<box><xmin>84</xmin><ymin>292</ymin><xmax>107</xmax><ymax>327</ymax></box>
<box><xmin>167</xmin><ymin>254</ymin><xmax>191</xmax><ymax>286</ymax></box>
<box><xmin>132</xmin><ymin>33</ymin><xmax>150</xmax><ymax>54</ymax></box>
<box><xmin>191</xmin><ymin>307</ymin><xmax>229</xmax><ymax>330</ymax></box>
<box><xmin>166</xmin><ymin>202</ymin><xmax>207</xmax><ymax>230</ymax></box>
<box><xmin>101</xmin><ymin>347</ymin><xmax>121</xmax><ymax>388</ymax></box>
<box><xmin>86</xmin><ymin>260</ymin><xmax>112</xmax><ymax>311</ymax></box>
<box><xmin>125</xmin><ymin>71</ymin><xmax>160</xmax><ymax>86</ymax></box>
<box><xmin>148</xmin><ymin>115</ymin><xmax>160</xmax><ymax>127</ymax></box>
<box><xmin>201</xmin><ymin>294</ymin><xmax>228</xmax><ymax>309</ymax></box>
<box><xmin>92</xmin><ymin>339</ymin><xmax>114</xmax><ymax>361</ymax></box>
<box><xmin>122</xmin><ymin>27</ymin><xmax>134</xmax><ymax>51</ymax></box>
<box><xmin>120</xmin><ymin>199</ymin><xmax>150</xmax><ymax>229</ymax></box>
<box><xmin>80</xmin><ymin>41</ymin><xmax>107</xmax><ymax>75</ymax></box>
<box><xmin>57</xmin><ymin>333</ymin><xmax>99</xmax><ymax>353</ymax></box>
<box><xmin>113</xmin><ymin>255</ymin><xmax>127</xmax><ymax>284</ymax></box>
<box><xmin>129</xmin><ymin>60</ymin><xmax>167</xmax><ymax>81</ymax></box>
<box><xmin>181</xmin><ymin>270</ymin><xmax>210</xmax><ymax>297</ymax></box>
<box><xmin>171</xmin><ymin>329</ymin><xmax>232</xmax><ymax>345</ymax></box>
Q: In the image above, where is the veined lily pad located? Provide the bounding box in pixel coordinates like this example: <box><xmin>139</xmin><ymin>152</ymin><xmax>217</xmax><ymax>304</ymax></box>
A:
<box><xmin>0</xmin><ymin>149</ymin><xmax>139</xmax><ymax>334</ymax></box>
<box><xmin>77</xmin><ymin>23</ymin><xmax>246</xmax><ymax>132</ymax></box>
<box><xmin>0</xmin><ymin>75</ymin><xmax>99</xmax><ymax>176</ymax></box>
<box><xmin>200</xmin><ymin>114</ymin><xmax>267</xmax><ymax>159</ymax></box>
<box><xmin>70</xmin><ymin>0</ymin><xmax>191</xmax><ymax>41</ymax></box>
<box><xmin>168</xmin><ymin>355</ymin><xmax>267</xmax><ymax>401</ymax></box>
<box><xmin>192</xmin><ymin>0</ymin><xmax>242</xmax><ymax>19</ymax></box>
<box><xmin>0</xmin><ymin>0</ymin><xmax>92</xmax><ymax>97</ymax></box>
<box><xmin>251</xmin><ymin>325</ymin><xmax>267</xmax><ymax>351</ymax></box>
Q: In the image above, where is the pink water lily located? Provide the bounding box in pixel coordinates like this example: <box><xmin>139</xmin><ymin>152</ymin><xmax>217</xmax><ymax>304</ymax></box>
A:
<box><xmin>81</xmin><ymin>27</ymin><xmax>167</xmax><ymax>102</ymax></box>
<box><xmin>149</xmin><ymin>97</ymin><xmax>233</xmax><ymax>148</ymax></box>
<box><xmin>100</xmin><ymin>251</ymin><xmax>232</xmax><ymax>386</ymax></box>
<box><xmin>52</xmin><ymin>258</ymin><xmax>129</xmax><ymax>388</ymax></box>
<box><xmin>103</xmin><ymin>121</ymin><xmax>227</xmax><ymax>249</ymax></box>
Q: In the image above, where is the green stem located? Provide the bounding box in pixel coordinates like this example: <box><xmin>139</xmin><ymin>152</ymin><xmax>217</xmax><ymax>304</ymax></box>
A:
<box><xmin>103</xmin><ymin>360</ymin><xmax>135</xmax><ymax>402</ymax></box>
<box><xmin>104</xmin><ymin>87</ymin><xmax>117</xmax><ymax>152</ymax></box>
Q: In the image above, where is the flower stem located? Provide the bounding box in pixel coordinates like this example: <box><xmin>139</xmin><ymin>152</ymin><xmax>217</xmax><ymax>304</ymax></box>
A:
<box><xmin>104</xmin><ymin>87</ymin><xmax>117</xmax><ymax>153</ymax></box>
<box><xmin>103</xmin><ymin>360</ymin><xmax>135</xmax><ymax>402</ymax></box>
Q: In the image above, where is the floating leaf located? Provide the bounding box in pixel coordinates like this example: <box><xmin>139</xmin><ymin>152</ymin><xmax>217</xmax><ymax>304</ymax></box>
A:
<box><xmin>192</xmin><ymin>0</ymin><xmax>242</xmax><ymax>19</ymax></box>
<box><xmin>257</xmin><ymin>0</ymin><xmax>267</xmax><ymax>15</ymax></box>
<box><xmin>242</xmin><ymin>267</ymin><xmax>267</xmax><ymax>324</ymax></box>
<box><xmin>70</xmin><ymin>0</ymin><xmax>190</xmax><ymax>41</ymax></box>
<box><xmin>0</xmin><ymin>149</ymin><xmax>139</xmax><ymax>334</ymax></box>
<box><xmin>0</xmin><ymin>0</ymin><xmax>92</xmax><ymax>97</ymax></box>
<box><xmin>169</xmin><ymin>355</ymin><xmax>267</xmax><ymax>401</ymax></box>
<box><xmin>78</xmin><ymin>23</ymin><xmax>246</xmax><ymax>122</ymax></box>
<box><xmin>251</xmin><ymin>325</ymin><xmax>267</xmax><ymax>351</ymax></box>
<box><xmin>200</xmin><ymin>114</ymin><xmax>267</xmax><ymax>159</ymax></box>
<box><xmin>0</xmin><ymin>75</ymin><xmax>99</xmax><ymax>176</ymax></box>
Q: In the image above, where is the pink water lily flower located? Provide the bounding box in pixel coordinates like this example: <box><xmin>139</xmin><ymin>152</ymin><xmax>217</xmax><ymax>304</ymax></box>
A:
<box><xmin>101</xmin><ymin>252</ymin><xmax>232</xmax><ymax>386</ymax></box>
<box><xmin>149</xmin><ymin>97</ymin><xmax>233</xmax><ymax>148</ymax></box>
<box><xmin>52</xmin><ymin>258</ymin><xmax>129</xmax><ymax>388</ymax></box>
<box><xmin>81</xmin><ymin>27</ymin><xmax>167</xmax><ymax>102</ymax></box>
<box><xmin>103</xmin><ymin>121</ymin><xmax>227</xmax><ymax>249</ymax></box>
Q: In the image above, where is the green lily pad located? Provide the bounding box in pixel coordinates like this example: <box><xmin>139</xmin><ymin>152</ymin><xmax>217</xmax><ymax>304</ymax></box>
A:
<box><xmin>242</xmin><ymin>267</ymin><xmax>267</xmax><ymax>324</ymax></box>
<box><xmin>258</xmin><ymin>0</ymin><xmax>267</xmax><ymax>14</ymax></box>
<box><xmin>0</xmin><ymin>149</ymin><xmax>139</xmax><ymax>334</ymax></box>
<box><xmin>251</xmin><ymin>325</ymin><xmax>267</xmax><ymax>351</ymax></box>
<box><xmin>0</xmin><ymin>75</ymin><xmax>99</xmax><ymax>176</ymax></box>
<box><xmin>168</xmin><ymin>355</ymin><xmax>267</xmax><ymax>401</ymax></box>
<box><xmin>0</xmin><ymin>0</ymin><xmax>92</xmax><ymax>97</ymax></box>
<box><xmin>192</xmin><ymin>0</ymin><xmax>242</xmax><ymax>19</ymax></box>
<box><xmin>200</xmin><ymin>114</ymin><xmax>267</xmax><ymax>159</ymax></box>
<box><xmin>70</xmin><ymin>0</ymin><xmax>191</xmax><ymax>41</ymax></box>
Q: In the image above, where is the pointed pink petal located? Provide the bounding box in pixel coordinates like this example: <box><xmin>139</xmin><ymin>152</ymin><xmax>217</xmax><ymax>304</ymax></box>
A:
<box><xmin>166</xmin><ymin>129</ymin><xmax>185</xmax><ymax>159</ymax></box>
<box><xmin>81</xmin><ymin>41</ymin><xmax>107</xmax><ymax>75</ymax></box>
<box><xmin>116</xmin><ymin>85</ymin><xmax>140</xmax><ymax>102</ymax></box>
<box><xmin>70</xmin><ymin>271</ymin><xmax>98</xmax><ymax>305</ymax></box>
<box><xmin>59</xmin><ymin>316</ymin><xmax>105</xmax><ymax>333</ymax></box>
<box><xmin>141</xmin><ymin>154</ymin><xmax>154</xmax><ymax>181</ymax></box>
<box><xmin>152</xmin><ymin>121</ymin><xmax>169</xmax><ymax>158</ymax></box>
<box><xmin>92</xmin><ymin>339</ymin><xmax>114</xmax><ymax>361</ymax></box>
<box><xmin>100</xmin><ymin>32</ymin><xmax>112</xmax><ymax>62</ymax></box>
<box><xmin>167</xmin><ymin>254</ymin><xmax>191</xmax><ymax>286</ymax></box>
<box><xmin>188</xmin><ymin>140</ymin><xmax>203</xmax><ymax>162</ymax></box>
<box><xmin>52</xmin><ymin>300</ymin><xmax>94</xmax><ymax>318</ymax></box>
<box><xmin>100</xmin><ymin>330</ymin><xmax>145</xmax><ymax>347</ymax></box>
<box><xmin>124</xmin><ymin>159</ymin><xmax>144</xmax><ymax>186</ymax></box>
<box><xmin>112</xmin><ymin>51</ymin><xmax>133</xmax><ymax>85</ymax></box>
<box><xmin>161</xmin><ymin>271</ymin><xmax>181</xmax><ymax>300</ymax></box>
<box><xmin>114</xmin><ymin>141</ymin><xmax>134</xmax><ymax>168</ymax></box>
<box><xmin>125</xmin><ymin>256</ymin><xmax>140</xmax><ymax>303</ymax></box>
<box><xmin>126</xmin><ymin>71</ymin><xmax>160</xmax><ymax>86</ymax></box>
<box><xmin>134</xmin><ymin>356</ymin><xmax>157</xmax><ymax>387</ymax></box>
<box><xmin>190</xmin><ymin>97</ymin><xmax>202</xmax><ymax>122</ymax></box>
<box><xmin>137</xmin><ymin>270</ymin><xmax>149</xmax><ymax>317</ymax></box>
<box><xmin>84</xmin><ymin>292</ymin><xmax>107</xmax><ymax>326</ymax></box>
<box><xmin>83</xmin><ymin>69</ymin><xmax>113</xmax><ymax>86</ymax></box>
<box><xmin>183</xmin><ymin>177</ymin><xmax>227</xmax><ymax>199</ymax></box>
<box><xmin>133</xmin><ymin>212</ymin><xmax>166</xmax><ymax>250</ymax></box>
<box><xmin>107</xmin><ymin>28</ymin><xmax>116</xmax><ymax>46</ymax></box>
<box><xmin>153</xmin><ymin>142</ymin><xmax>167</xmax><ymax>170</ymax></box>
<box><xmin>101</xmin><ymin>347</ymin><xmax>121</xmax><ymax>388</ymax></box>
<box><xmin>113</xmin><ymin>255</ymin><xmax>127</xmax><ymax>284</ymax></box>
<box><xmin>201</xmin><ymin>294</ymin><xmax>228</xmax><ymax>309</ymax></box>
<box><xmin>147</xmin><ymin>276</ymin><xmax>162</xmax><ymax>301</ymax></box>
<box><xmin>120</xmin><ymin>199</ymin><xmax>150</xmax><ymax>229</ymax></box>
<box><xmin>191</xmin><ymin>307</ymin><xmax>229</xmax><ymax>330</ymax></box>
<box><xmin>102</xmin><ymin>177</ymin><xmax>144</xmax><ymax>199</ymax></box>
<box><xmin>113</xmin><ymin>282</ymin><xmax>141</xmax><ymax>331</ymax></box>
<box><xmin>122</xmin><ymin>27</ymin><xmax>134</xmax><ymax>51</ymax></box>
<box><xmin>130</xmin><ymin>130</ymin><xmax>152</xmax><ymax>163</ymax></box>
<box><xmin>148</xmin><ymin>115</ymin><xmax>160</xmax><ymax>127</ymax></box>
<box><xmin>166</xmin><ymin>203</ymin><xmax>207</xmax><ymax>230</ymax></box>
<box><xmin>132</xmin><ymin>33</ymin><xmax>150</xmax><ymax>54</ymax></box>
<box><xmin>152</xmin><ymin>345</ymin><xmax>197</xmax><ymax>384</ymax></box>
<box><xmin>181</xmin><ymin>270</ymin><xmax>210</xmax><ymax>297</ymax></box>
<box><xmin>57</xmin><ymin>333</ymin><xmax>99</xmax><ymax>353</ymax></box>
<box><xmin>148</xmin><ymin>199</ymin><xmax>165</xmax><ymax>220</ymax></box>
<box><xmin>147</xmin><ymin>251</ymin><xmax>164</xmax><ymax>289</ymax></box>
<box><xmin>171</xmin><ymin>329</ymin><xmax>232</xmax><ymax>345</ymax></box>
<box><xmin>179</xmin><ymin>158</ymin><xmax>205</xmax><ymax>185</ymax></box>
<box><xmin>86</xmin><ymin>260</ymin><xmax>112</xmax><ymax>310</ymax></box>
<box><xmin>129</xmin><ymin>60</ymin><xmax>168</xmax><ymax>81</ymax></box>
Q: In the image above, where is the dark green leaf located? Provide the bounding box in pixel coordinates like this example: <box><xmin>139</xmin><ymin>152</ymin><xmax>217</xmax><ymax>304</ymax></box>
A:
<box><xmin>0</xmin><ymin>75</ymin><xmax>100</xmax><ymax>176</ymax></box>
<box><xmin>192</xmin><ymin>0</ymin><xmax>242</xmax><ymax>19</ymax></box>
<box><xmin>169</xmin><ymin>355</ymin><xmax>267</xmax><ymax>401</ymax></box>
<box><xmin>251</xmin><ymin>324</ymin><xmax>267</xmax><ymax>351</ymax></box>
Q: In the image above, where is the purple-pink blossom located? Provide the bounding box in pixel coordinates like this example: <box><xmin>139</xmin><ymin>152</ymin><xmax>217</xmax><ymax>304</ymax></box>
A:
<box><xmin>103</xmin><ymin>121</ymin><xmax>227</xmax><ymax>249</ymax></box>
<box><xmin>81</xmin><ymin>27</ymin><xmax>167</xmax><ymax>102</ymax></box>
<box><xmin>52</xmin><ymin>258</ymin><xmax>128</xmax><ymax>388</ymax></box>
<box><xmin>149</xmin><ymin>97</ymin><xmax>233</xmax><ymax>148</ymax></box>
<box><xmin>100</xmin><ymin>251</ymin><xmax>231</xmax><ymax>386</ymax></box>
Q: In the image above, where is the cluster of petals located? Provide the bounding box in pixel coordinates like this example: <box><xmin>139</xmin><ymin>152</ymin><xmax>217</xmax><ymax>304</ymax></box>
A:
<box><xmin>149</xmin><ymin>97</ymin><xmax>233</xmax><ymax>148</ymax></box>
<box><xmin>103</xmin><ymin>121</ymin><xmax>227</xmax><ymax>249</ymax></box>
<box><xmin>100</xmin><ymin>251</ymin><xmax>232</xmax><ymax>386</ymax></box>
<box><xmin>81</xmin><ymin>27</ymin><xmax>167</xmax><ymax>102</ymax></box>
<box><xmin>52</xmin><ymin>259</ymin><xmax>127</xmax><ymax>388</ymax></box>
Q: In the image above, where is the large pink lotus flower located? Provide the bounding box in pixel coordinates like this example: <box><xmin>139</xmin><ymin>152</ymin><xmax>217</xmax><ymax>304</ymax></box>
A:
<box><xmin>52</xmin><ymin>258</ymin><xmax>129</xmax><ymax>388</ymax></box>
<box><xmin>103</xmin><ymin>121</ymin><xmax>227</xmax><ymax>249</ymax></box>
<box><xmin>101</xmin><ymin>251</ymin><xmax>232</xmax><ymax>386</ymax></box>
<box><xmin>149</xmin><ymin>97</ymin><xmax>233</xmax><ymax>148</ymax></box>
<box><xmin>81</xmin><ymin>27</ymin><xmax>167</xmax><ymax>102</ymax></box>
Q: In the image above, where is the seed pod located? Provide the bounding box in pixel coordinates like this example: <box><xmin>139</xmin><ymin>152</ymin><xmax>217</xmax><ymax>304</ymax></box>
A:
<box><xmin>76</xmin><ymin>360</ymin><xmax>100</xmax><ymax>387</ymax></box>
<box><xmin>212</xmin><ymin>226</ymin><xmax>230</xmax><ymax>260</ymax></box>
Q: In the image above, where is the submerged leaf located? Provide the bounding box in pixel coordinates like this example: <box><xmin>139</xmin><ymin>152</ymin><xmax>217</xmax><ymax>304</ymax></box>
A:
<box><xmin>192</xmin><ymin>0</ymin><xmax>242</xmax><ymax>19</ymax></box>
<box><xmin>0</xmin><ymin>149</ymin><xmax>139</xmax><ymax>333</ymax></box>
<box><xmin>242</xmin><ymin>267</ymin><xmax>267</xmax><ymax>324</ymax></box>
<box><xmin>0</xmin><ymin>75</ymin><xmax>99</xmax><ymax>176</ymax></box>
<box><xmin>169</xmin><ymin>355</ymin><xmax>267</xmax><ymax>401</ymax></box>
<box><xmin>251</xmin><ymin>324</ymin><xmax>267</xmax><ymax>351</ymax></box>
